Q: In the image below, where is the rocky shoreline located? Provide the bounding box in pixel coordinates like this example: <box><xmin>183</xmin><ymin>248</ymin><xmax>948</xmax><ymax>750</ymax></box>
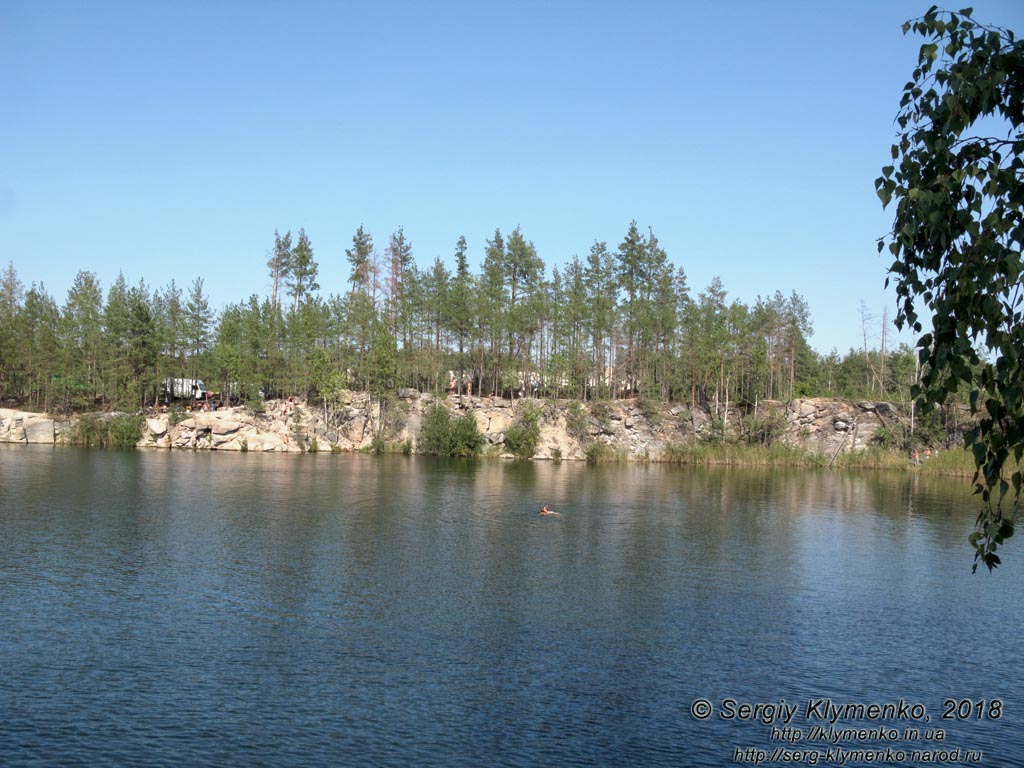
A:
<box><xmin>0</xmin><ymin>393</ymin><xmax>907</xmax><ymax>460</ymax></box>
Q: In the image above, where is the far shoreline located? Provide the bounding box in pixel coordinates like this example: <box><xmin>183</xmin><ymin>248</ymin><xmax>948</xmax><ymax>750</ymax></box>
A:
<box><xmin>1</xmin><ymin>394</ymin><xmax>981</xmax><ymax>479</ymax></box>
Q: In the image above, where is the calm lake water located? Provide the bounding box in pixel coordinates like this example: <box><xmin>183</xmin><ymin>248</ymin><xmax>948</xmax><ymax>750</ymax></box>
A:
<box><xmin>1</xmin><ymin>446</ymin><xmax>1022</xmax><ymax>767</ymax></box>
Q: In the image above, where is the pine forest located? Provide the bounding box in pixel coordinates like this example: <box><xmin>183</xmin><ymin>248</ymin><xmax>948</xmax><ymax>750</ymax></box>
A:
<box><xmin>0</xmin><ymin>222</ymin><xmax>918</xmax><ymax>417</ymax></box>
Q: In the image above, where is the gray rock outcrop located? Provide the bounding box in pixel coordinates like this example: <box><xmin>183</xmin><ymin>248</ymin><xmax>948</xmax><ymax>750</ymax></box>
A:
<box><xmin>0</xmin><ymin>394</ymin><xmax>917</xmax><ymax>460</ymax></box>
<box><xmin>0</xmin><ymin>409</ymin><xmax>56</xmax><ymax>445</ymax></box>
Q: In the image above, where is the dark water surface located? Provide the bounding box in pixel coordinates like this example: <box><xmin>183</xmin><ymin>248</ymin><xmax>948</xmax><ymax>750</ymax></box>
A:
<box><xmin>1</xmin><ymin>446</ymin><xmax>1021</xmax><ymax>766</ymax></box>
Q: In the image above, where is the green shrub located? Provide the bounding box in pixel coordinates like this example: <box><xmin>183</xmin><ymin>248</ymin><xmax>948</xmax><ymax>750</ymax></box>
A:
<box><xmin>636</xmin><ymin>398</ymin><xmax>660</xmax><ymax>424</ymax></box>
<box><xmin>71</xmin><ymin>413</ymin><xmax>143</xmax><ymax>448</ymax></box>
<box><xmin>72</xmin><ymin>414</ymin><xmax>106</xmax><ymax>447</ymax></box>
<box><xmin>912</xmin><ymin>407</ymin><xmax>946</xmax><ymax>449</ymax></box>
<box><xmin>419</xmin><ymin>406</ymin><xmax>482</xmax><ymax>457</ymax></box>
<box><xmin>517</xmin><ymin>400</ymin><xmax>543</xmax><ymax>422</ymax></box>
<box><xmin>504</xmin><ymin>401</ymin><xmax>541</xmax><ymax>458</ymax></box>
<box><xmin>565</xmin><ymin>401</ymin><xmax>590</xmax><ymax>441</ymax></box>
<box><xmin>743</xmin><ymin>412</ymin><xmax>787</xmax><ymax>446</ymax></box>
<box><xmin>107</xmin><ymin>414</ymin><xmax>144</xmax><ymax>448</ymax></box>
<box><xmin>585</xmin><ymin>443</ymin><xmax>608</xmax><ymax>463</ymax></box>
<box><xmin>448</xmin><ymin>413</ymin><xmax>483</xmax><ymax>457</ymax></box>
<box><xmin>872</xmin><ymin>425</ymin><xmax>902</xmax><ymax>449</ymax></box>
<box><xmin>420</xmin><ymin>405</ymin><xmax>452</xmax><ymax>455</ymax></box>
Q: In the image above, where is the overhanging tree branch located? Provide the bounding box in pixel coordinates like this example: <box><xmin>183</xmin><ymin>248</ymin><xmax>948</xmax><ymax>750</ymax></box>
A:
<box><xmin>877</xmin><ymin>6</ymin><xmax>1024</xmax><ymax>571</ymax></box>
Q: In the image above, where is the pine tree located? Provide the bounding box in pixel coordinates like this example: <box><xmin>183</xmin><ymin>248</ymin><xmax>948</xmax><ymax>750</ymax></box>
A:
<box><xmin>785</xmin><ymin>292</ymin><xmax>813</xmax><ymax>399</ymax></box>
<box><xmin>185</xmin><ymin>277</ymin><xmax>213</xmax><ymax>393</ymax></box>
<box><xmin>103</xmin><ymin>273</ymin><xmax>132</xmax><ymax>403</ymax></box>
<box><xmin>61</xmin><ymin>271</ymin><xmax>104</xmax><ymax>405</ymax></box>
<box><xmin>616</xmin><ymin>222</ymin><xmax>647</xmax><ymax>397</ymax></box>
<box><xmin>0</xmin><ymin>262</ymin><xmax>23</xmax><ymax>396</ymax></box>
<box><xmin>504</xmin><ymin>227</ymin><xmax>544</xmax><ymax>374</ymax></box>
<box><xmin>126</xmin><ymin>281</ymin><xmax>157</xmax><ymax>407</ymax></box>
<box><xmin>585</xmin><ymin>241</ymin><xmax>616</xmax><ymax>400</ymax></box>
<box><xmin>288</xmin><ymin>228</ymin><xmax>319</xmax><ymax>311</ymax></box>
<box><xmin>636</xmin><ymin>227</ymin><xmax>670</xmax><ymax>399</ymax></box>
<box><xmin>448</xmin><ymin>235</ymin><xmax>474</xmax><ymax>395</ymax></box>
<box><xmin>346</xmin><ymin>226</ymin><xmax>374</xmax><ymax>294</ymax></box>
<box><xmin>159</xmin><ymin>280</ymin><xmax>186</xmax><ymax>375</ymax></box>
<box><xmin>346</xmin><ymin>226</ymin><xmax>378</xmax><ymax>385</ymax></box>
<box><xmin>1</xmin><ymin>261</ymin><xmax>23</xmax><ymax>322</ymax></box>
<box><xmin>365</xmin><ymin>319</ymin><xmax>398</xmax><ymax>438</ymax></box>
<box><xmin>560</xmin><ymin>255</ymin><xmax>591</xmax><ymax>399</ymax></box>
<box><xmin>480</xmin><ymin>229</ymin><xmax>506</xmax><ymax>395</ymax></box>
<box><xmin>385</xmin><ymin>227</ymin><xmax>414</xmax><ymax>345</ymax></box>
<box><xmin>268</xmin><ymin>230</ymin><xmax>293</xmax><ymax>309</ymax></box>
<box><xmin>24</xmin><ymin>283</ymin><xmax>62</xmax><ymax>410</ymax></box>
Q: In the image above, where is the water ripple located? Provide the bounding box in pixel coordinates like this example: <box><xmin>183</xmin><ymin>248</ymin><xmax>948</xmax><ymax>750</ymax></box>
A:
<box><xmin>1</xmin><ymin>450</ymin><xmax>1022</xmax><ymax>766</ymax></box>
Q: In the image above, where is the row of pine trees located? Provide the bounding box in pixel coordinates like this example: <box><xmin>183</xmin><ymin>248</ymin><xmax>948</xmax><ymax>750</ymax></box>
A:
<box><xmin>0</xmin><ymin>222</ymin><xmax>918</xmax><ymax>415</ymax></box>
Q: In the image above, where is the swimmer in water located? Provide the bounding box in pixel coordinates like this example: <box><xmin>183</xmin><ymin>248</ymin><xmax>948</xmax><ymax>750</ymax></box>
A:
<box><xmin>539</xmin><ymin>505</ymin><xmax>558</xmax><ymax>516</ymax></box>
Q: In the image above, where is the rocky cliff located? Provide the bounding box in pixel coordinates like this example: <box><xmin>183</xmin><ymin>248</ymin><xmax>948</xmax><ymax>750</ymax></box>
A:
<box><xmin>0</xmin><ymin>409</ymin><xmax>73</xmax><ymax>445</ymax></box>
<box><xmin>0</xmin><ymin>394</ymin><xmax>907</xmax><ymax>460</ymax></box>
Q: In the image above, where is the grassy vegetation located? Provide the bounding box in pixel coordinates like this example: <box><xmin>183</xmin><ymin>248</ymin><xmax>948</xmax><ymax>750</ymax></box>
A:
<box><xmin>627</xmin><ymin>441</ymin><xmax>1001</xmax><ymax>478</ymax></box>
<box><xmin>914</xmin><ymin>447</ymin><xmax>1017</xmax><ymax>478</ymax></box>
<box><xmin>660</xmin><ymin>442</ymin><xmax>816</xmax><ymax>467</ymax></box>
<box><xmin>830</xmin><ymin>447</ymin><xmax>915</xmax><ymax>471</ymax></box>
<box><xmin>585</xmin><ymin>442</ymin><xmax>628</xmax><ymax>464</ymax></box>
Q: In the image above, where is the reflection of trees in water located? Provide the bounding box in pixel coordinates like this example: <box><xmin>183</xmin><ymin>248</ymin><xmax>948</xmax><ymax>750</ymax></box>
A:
<box><xmin>116</xmin><ymin>454</ymin><xmax>983</xmax><ymax>649</ymax></box>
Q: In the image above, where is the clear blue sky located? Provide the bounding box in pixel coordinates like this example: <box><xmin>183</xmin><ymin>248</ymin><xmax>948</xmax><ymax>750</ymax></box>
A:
<box><xmin>3</xmin><ymin>1</ymin><xmax>1022</xmax><ymax>355</ymax></box>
